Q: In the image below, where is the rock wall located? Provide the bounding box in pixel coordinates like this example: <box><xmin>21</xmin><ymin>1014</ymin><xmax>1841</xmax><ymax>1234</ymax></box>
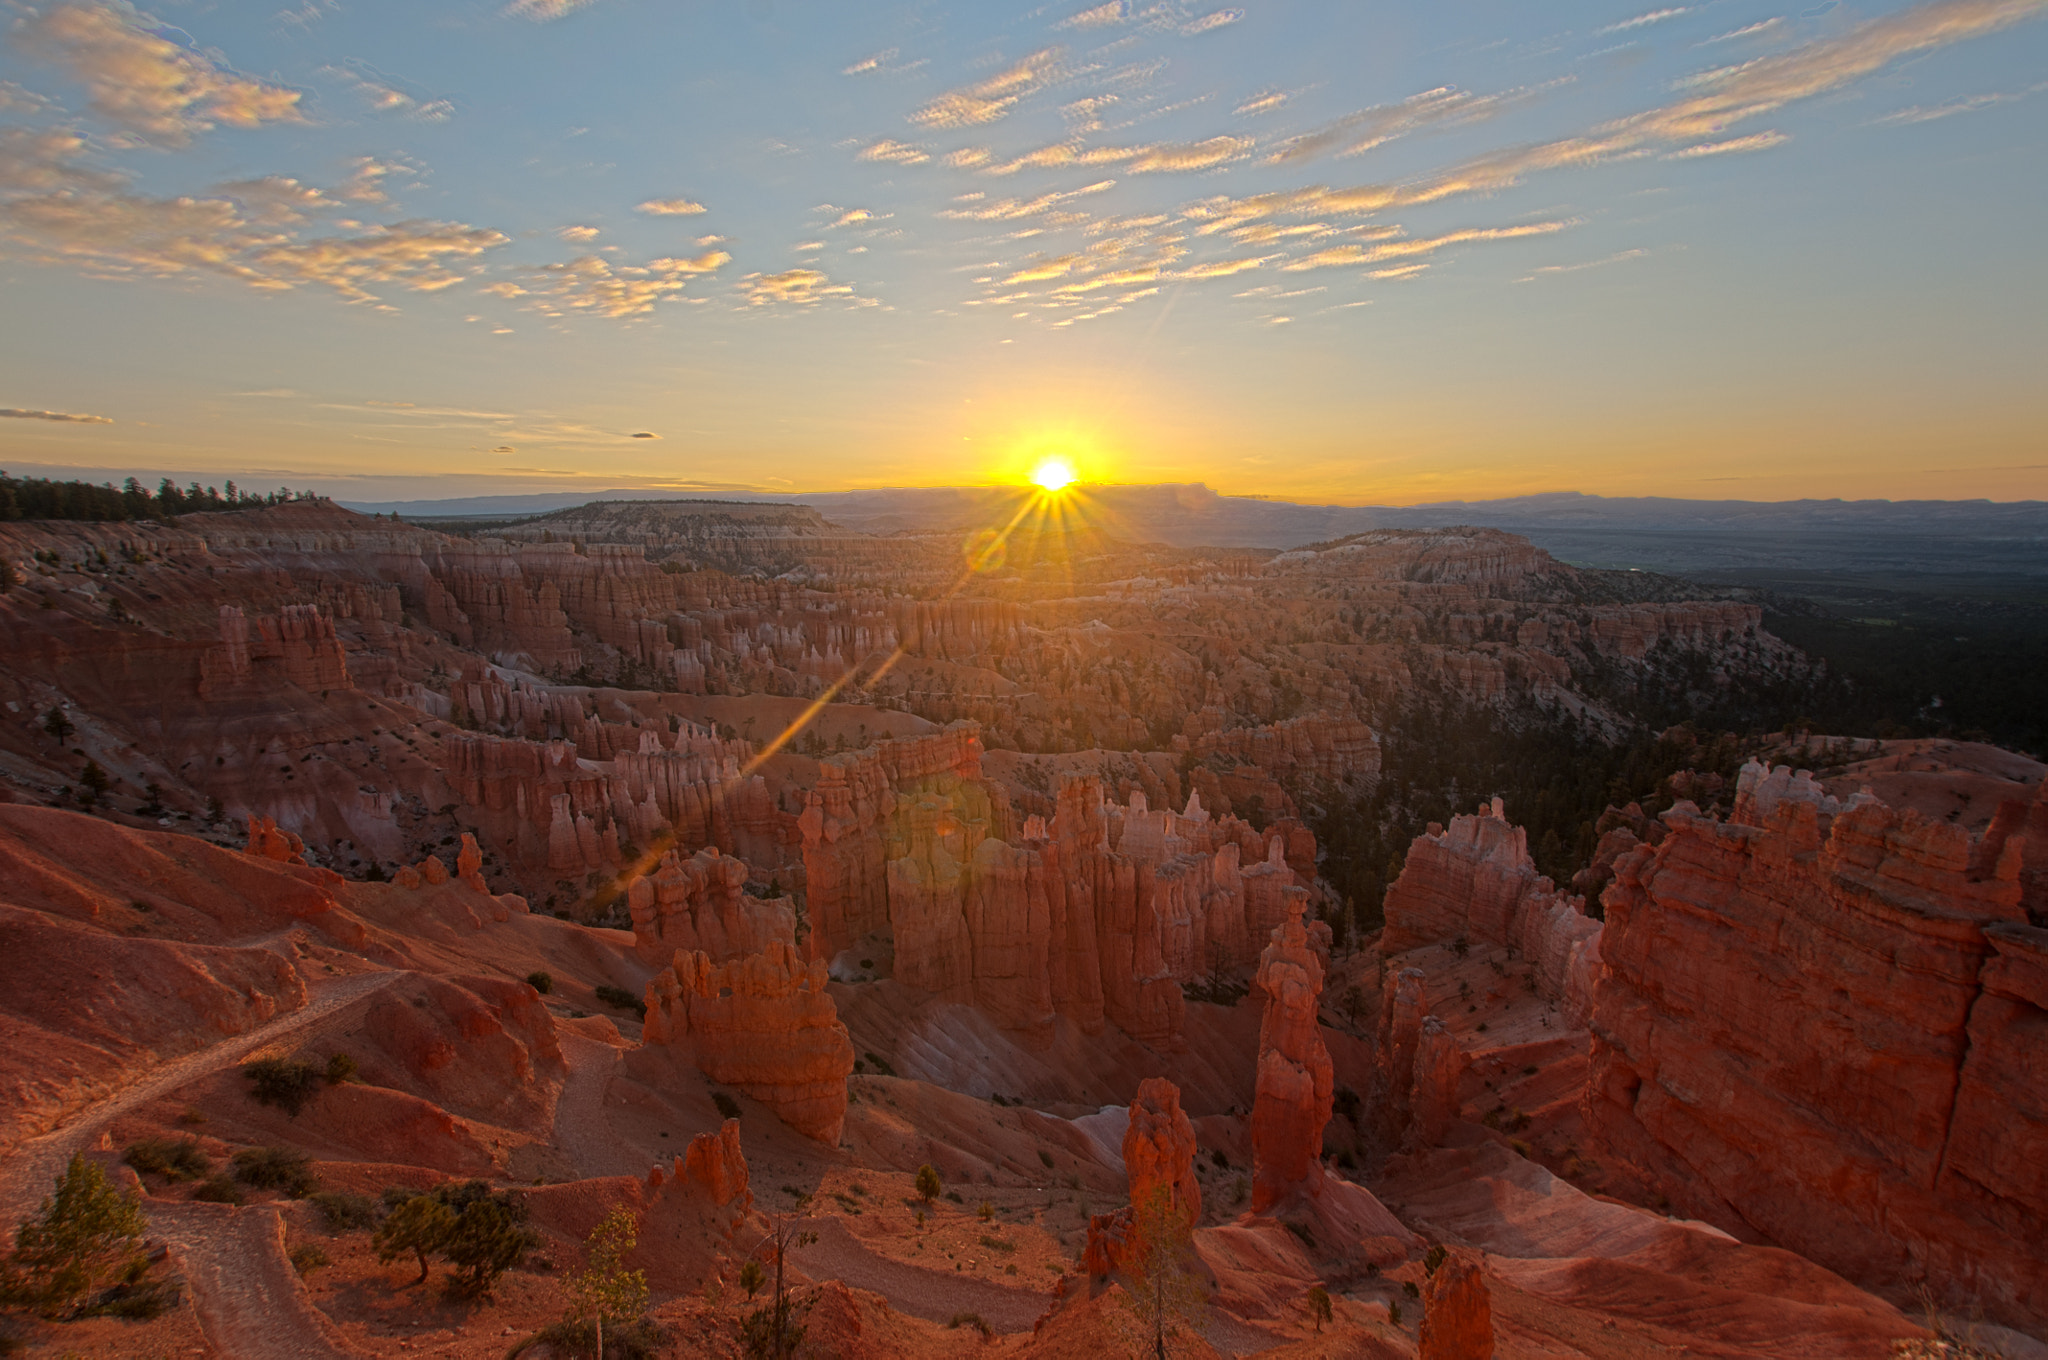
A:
<box><xmin>627</xmin><ymin>845</ymin><xmax>795</xmax><ymax>967</ymax></box>
<box><xmin>1584</xmin><ymin>778</ymin><xmax>2048</xmax><ymax>1332</ymax></box>
<box><xmin>642</xmin><ymin>940</ymin><xmax>855</xmax><ymax>1143</ymax></box>
<box><xmin>1381</xmin><ymin>799</ymin><xmax>1601</xmax><ymax>1016</ymax></box>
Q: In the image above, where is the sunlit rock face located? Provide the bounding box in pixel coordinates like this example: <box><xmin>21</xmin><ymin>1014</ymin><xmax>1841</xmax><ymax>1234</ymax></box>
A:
<box><xmin>1585</xmin><ymin>778</ymin><xmax>2048</xmax><ymax>1333</ymax></box>
<box><xmin>642</xmin><ymin>939</ymin><xmax>855</xmax><ymax>1144</ymax></box>
<box><xmin>1250</xmin><ymin>899</ymin><xmax>1333</xmax><ymax>1212</ymax></box>
<box><xmin>1081</xmin><ymin>1077</ymin><xmax>1200</xmax><ymax>1277</ymax></box>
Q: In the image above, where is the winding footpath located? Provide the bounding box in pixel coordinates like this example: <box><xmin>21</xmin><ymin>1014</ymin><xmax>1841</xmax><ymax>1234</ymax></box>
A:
<box><xmin>0</xmin><ymin>970</ymin><xmax>396</xmax><ymax>1359</ymax></box>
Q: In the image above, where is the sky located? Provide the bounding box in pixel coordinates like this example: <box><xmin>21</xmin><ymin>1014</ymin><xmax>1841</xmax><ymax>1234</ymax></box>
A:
<box><xmin>1</xmin><ymin>0</ymin><xmax>2045</xmax><ymax>507</ymax></box>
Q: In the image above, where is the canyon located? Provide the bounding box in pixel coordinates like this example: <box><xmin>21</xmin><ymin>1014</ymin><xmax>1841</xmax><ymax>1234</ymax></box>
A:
<box><xmin>0</xmin><ymin>495</ymin><xmax>2037</xmax><ymax>1358</ymax></box>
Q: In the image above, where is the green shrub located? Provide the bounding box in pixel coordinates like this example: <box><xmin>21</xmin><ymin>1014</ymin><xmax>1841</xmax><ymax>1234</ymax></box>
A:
<box><xmin>242</xmin><ymin>1057</ymin><xmax>324</xmax><ymax>1117</ymax></box>
<box><xmin>289</xmin><ymin>1244</ymin><xmax>329</xmax><ymax>1276</ymax></box>
<box><xmin>1</xmin><ymin>1155</ymin><xmax>150</xmax><ymax>1318</ymax></box>
<box><xmin>592</xmin><ymin>984</ymin><xmax>646</xmax><ymax>1020</ymax></box>
<box><xmin>526</xmin><ymin>971</ymin><xmax>553</xmax><ymax>995</ymax></box>
<box><xmin>861</xmin><ymin>1050</ymin><xmax>896</xmax><ymax>1077</ymax></box>
<box><xmin>311</xmin><ymin>1191</ymin><xmax>377</xmax><ymax>1231</ymax></box>
<box><xmin>533</xmin><ymin>1317</ymin><xmax>667</xmax><ymax>1359</ymax></box>
<box><xmin>324</xmin><ymin>1053</ymin><xmax>357</xmax><ymax>1085</ymax></box>
<box><xmin>915</xmin><ymin>1164</ymin><xmax>941</xmax><ymax>1203</ymax></box>
<box><xmin>376</xmin><ymin>1181</ymin><xmax>534</xmax><ymax>1298</ymax></box>
<box><xmin>712</xmin><ymin>1091</ymin><xmax>741</xmax><ymax>1120</ymax></box>
<box><xmin>122</xmin><ymin>1137</ymin><xmax>210</xmax><ymax>1182</ymax></box>
<box><xmin>948</xmin><ymin>1311</ymin><xmax>994</xmax><ymax>1337</ymax></box>
<box><xmin>230</xmin><ymin>1146</ymin><xmax>318</xmax><ymax>1198</ymax></box>
<box><xmin>190</xmin><ymin>1176</ymin><xmax>243</xmax><ymax>1205</ymax></box>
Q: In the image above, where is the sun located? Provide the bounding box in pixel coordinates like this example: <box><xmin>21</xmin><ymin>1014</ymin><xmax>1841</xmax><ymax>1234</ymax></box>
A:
<box><xmin>1031</xmin><ymin>457</ymin><xmax>1076</xmax><ymax>493</ymax></box>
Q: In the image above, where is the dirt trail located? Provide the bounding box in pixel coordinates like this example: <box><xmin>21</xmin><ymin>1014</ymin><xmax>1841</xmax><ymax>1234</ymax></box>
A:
<box><xmin>0</xmin><ymin>971</ymin><xmax>394</xmax><ymax>1360</ymax></box>
<box><xmin>0</xmin><ymin>970</ymin><xmax>397</xmax><ymax>1226</ymax></box>
<box><xmin>148</xmin><ymin>1199</ymin><xmax>358</xmax><ymax>1360</ymax></box>
<box><xmin>552</xmin><ymin>1030</ymin><xmax>640</xmax><ymax>1179</ymax></box>
<box><xmin>791</xmin><ymin>1216</ymin><xmax>1050</xmax><ymax>1333</ymax></box>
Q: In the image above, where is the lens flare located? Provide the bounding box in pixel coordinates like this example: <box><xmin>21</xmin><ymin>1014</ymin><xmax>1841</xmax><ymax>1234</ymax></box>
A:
<box><xmin>1031</xmin><ymin>457</ymin><xmax>1076</xmax><ymax>492</ymax></box>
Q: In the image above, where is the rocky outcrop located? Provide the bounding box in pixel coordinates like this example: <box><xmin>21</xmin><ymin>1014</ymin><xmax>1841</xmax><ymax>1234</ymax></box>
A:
<box><xmin>1382</xmin><ymin>799</ymin><xmax>1601</xmax><ymax>1015</ymax></box>
<box><xmin>643</xmin><ymin>940</ymin><xmax>854</xmax><ymax>1143</ymax></box>
<box><xmin>1584</xmin><ymin>784</ymin><xmax>2048</xmax><ymax>1332</ymax></box>
<box><xmin>1082</xmin><ymin>1077</ymin><xmax>1200</xmax><ymax>1276</ymax></box>
<box><xmin>199</xmin><ymin>603</ymin><xmax>352</xmax><ymax>698</ymax></box>
<box><xmin>1418</xmin><ymin>1251</ymin><xmax>1494</xmax><ymax>1360</ymax></box>
<box><xmin>677</xmin><ymin>1116</ymin><xmax>751</xmax><ymax>1216</ymax></box>
<box><xmin>1176</xmin><ymin>714</ymin><xmax>1381</xmax><ymax>788</ymax></box>
<box><xmin>1251</xmin><ymin>900</ymin><xmax>1333</xmax><ymax>1212</ymax></box>
<box><xmin>628</xmin><ymin>846</ymin><xmax>794</xmax><ymax>967</ymax></box>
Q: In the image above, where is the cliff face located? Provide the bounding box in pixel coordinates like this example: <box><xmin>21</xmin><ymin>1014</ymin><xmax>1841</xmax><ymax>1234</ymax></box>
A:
<box><xmin>1584</xmin><ymin>764</ymin><xmax>2048</xmax><ymax>1332</ymax></box>
<box><xmin>1381</xmin><ymin>799</ymin><xmax>1602</xmax><ymax>1015</ymax></box>
<box><xmin>642</xmin><ymin>939</ymin><xmax>855</xmax><ymax>1144</ymax></box>
<box><xmin>627</xmin><ymin>845</ymin><xmax>794</xmax><ymax>967</ymax></box>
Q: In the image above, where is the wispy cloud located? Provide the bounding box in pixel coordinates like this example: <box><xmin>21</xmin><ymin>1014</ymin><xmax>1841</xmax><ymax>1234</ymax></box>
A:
<box><xmin>739</xmin><ymin>267</ymin><xmax>859</xmax><ymax>305</ymax></box>
<box><xmin>974</xmin><ymin>135</ymin><xmax>1252</xmax><ymax>176</ymax></box>
<box><xmin>843</xmin><ymin>49</ymin><xmax>896</xmax><ymax>75</ymax></box>
<box><xmin>1263</xmin><ymin>81</ymin><xmax>1570</xmax><ymax>167</ymax></box>
<box><xmin>1183</xmin><ymin>9</ymin><xmax>1243</xmax><ymax>35</ymax></box>
<box><xmin>938</xmin><ymin>180</ymin><xmax>1117</xmax><ymax>221</ymax></box>
<box><xmin>1235</xmin><ymin>91</ymin><xmax>1287</xmax><ymax>116</ymax></box>
<box><xmin>1868</xmin><ymin>85</ymin><xmax>2038</xmax><ymax>123</ymax></box>
<box><xmin>254</xmin><ymin>221</ymin><xmax>511</xmax><ymax>304</ymax></box>
<box><xmin>912</xmin><ymin>49</ymin><xmax>1061</xmax><ymax>128</ymax></box>
<box><xmin>1280</xmin><ymin>220</ymin><xmax>1573</xmax><ymax>270</ymax></box>
<box><xmin>1184</xmin><ymin>0</ymin><xmax>2048</xmax><ymax>232</ymax></box>
<box><xmin>1598</xmin><ymin>7</ymin><xmax>1693</xmax><ymax>35</ymax></box>
<box><xmin>1058</xmin><ymin>2</ymin><xmax>1124</xmax><ymax>29</ymax></box>
<box><xmin>0</xmin><ymin>407</ymin><xmax>114</xmax><ymax>423</ymax></box>
<box><xmin>859</xmin><ymin>139</ymin><xmax>930</xmax><ymax>165</ymax></box>
<box><xmin>322</xmin><ymin>64</ymin><xmax>454</xmax><ymax>122</ymax></box>
<box><xmin>1700</xmin><ymin>17</ymin><xmax>1787</xmax><ymax>43</ymax></box>
<box><xmin>636</xmin><ymin>197</ymin><xmax>706</xmax><ymax>215</ymax></box>
<box><xmin>1666</xmin><ymin>129</ymin><xmax>1788</xmax><ymax>156</ymax></box>
<box><xmin>1517</xmin><ymin>247</ymin><xmax>1649</xmax><ymax>281</ymax></box>
<box><xmin>511</xmin><ymin>249</ymin><xmax>730</xmax><ymax>318</ymax></box>
<box><xmin>17</xmin><ymin>1</ymin><xmax>304</xmax><ymax>144</ymax></box>
<box><xmin>503</xmin><ymin>0</ymin><xmax>600</xmax><ymax>20</ymax></box>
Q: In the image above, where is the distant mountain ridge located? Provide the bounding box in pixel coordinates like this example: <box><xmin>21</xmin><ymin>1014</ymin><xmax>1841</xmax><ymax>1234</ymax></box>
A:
<box><xmin>342</xmin><ymin>483</ymin><xmax>2048</xmax><ymax>573</ymax></box>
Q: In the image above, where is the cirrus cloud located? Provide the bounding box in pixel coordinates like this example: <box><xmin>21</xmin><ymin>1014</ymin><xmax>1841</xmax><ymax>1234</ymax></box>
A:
<box><xmin>17</xmin><ymin>0</ymin><xmax>304</xmax><ymax>144</ymax></box>
<box><xmin>1</xmin><ymin>406</ymin><xmax>113</xmax><ymax>422</ymax></box>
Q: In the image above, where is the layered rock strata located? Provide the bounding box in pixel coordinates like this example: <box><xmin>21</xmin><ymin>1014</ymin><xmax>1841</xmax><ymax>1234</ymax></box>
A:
<box><xmin>627</xmin><ymin>845</ymin><xmax>794</xmax><ymax>967</ymax></box>
<box><xmin>1585</xmin><ymin>774</ymin><xmax>2048</xmax><ymax>1332</ymax></box>
<box><xmin>642</xmin><ymin>940</ymin><xmax>855</xmax><ymax>1144</ymax></box>
<box><xmin>1381</xmin><ymin>798</ymin><xmax>1602</xmax><ymax>1017</ymax></box>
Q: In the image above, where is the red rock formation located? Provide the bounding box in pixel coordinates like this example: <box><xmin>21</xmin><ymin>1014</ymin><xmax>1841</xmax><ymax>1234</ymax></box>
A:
<box><xmin>1418</xmin><ymin>1251</ymin><xmax>1494</xmax><ymax>1360</ymax></box>
<box><xmin>643</xmin><ymin>940</ymin><xmax>855</xmax><ymax>1143</ymax></box>
<box><xmin>199</xmin><ymin>603</ymin><xmax>352</xmax><ymax>698</ymax></box>
<box><xmin>678</xmin><ymin>1116</ymin><xmax>751</xmax><ymax>1216</ymax></box>
<box><xmin>1176</xmin><ymin>713</ymin><xmax>1381</xmax><ymax>787</ymax></box>
<box><xmin>1082</xmin><ymin>1077</ymin><xmax>1200</xmax><ymax>1276</ymax></box>
<box><xmin>1585</xmin><ymin>788</ymin><xmax>2048</xmax><ymax>1332</ymax></box>
<box><xmin>1382</xmin><ymin>800</ymin><xmax>1601</xmax><ymax>1014</ymax></box>
<box><xmin>627</xmin><ymin>845</ymin><xmax>794</xmax><ymax>967</ymax></box>
<box><xmin>1251</xmin><ymin>899</ymin><xmax>1334</xmax><ymax>1211</ymax></box>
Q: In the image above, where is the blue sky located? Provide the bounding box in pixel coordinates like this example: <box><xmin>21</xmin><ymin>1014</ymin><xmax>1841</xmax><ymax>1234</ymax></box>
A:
<box><xmin>2</xmin><ymin>0</ymin><xmax>2044</xmax><ymax>504</ymax></box>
